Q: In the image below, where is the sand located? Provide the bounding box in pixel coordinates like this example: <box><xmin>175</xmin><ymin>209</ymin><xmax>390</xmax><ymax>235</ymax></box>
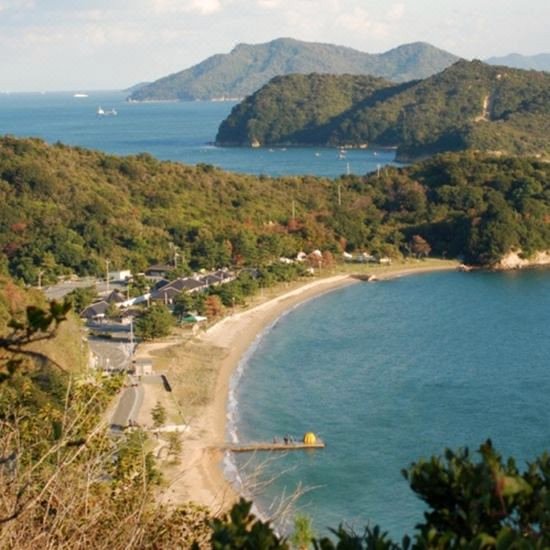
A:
<box><xmin>137</xmin><ymin>261</ymin><xmax>457</xmax><ymax>513</ymax></box>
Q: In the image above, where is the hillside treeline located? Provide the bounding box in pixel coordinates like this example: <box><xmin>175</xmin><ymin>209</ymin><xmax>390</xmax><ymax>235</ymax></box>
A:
<box><xmin>216</xmin><ymin>60</ymin><xmax>550</xmax><ymax>161</ymax></box>
<box><xmin>1</xmin><ymin>137</ymin><xmax>549</xmax><ymax>284</ymax></box>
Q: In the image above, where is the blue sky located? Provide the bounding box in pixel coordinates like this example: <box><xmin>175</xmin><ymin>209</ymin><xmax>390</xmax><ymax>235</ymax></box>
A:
<box><xmin>0</xmin><ymin>0</ymin><xmax>548</xmax><ymax>91</ymax></box>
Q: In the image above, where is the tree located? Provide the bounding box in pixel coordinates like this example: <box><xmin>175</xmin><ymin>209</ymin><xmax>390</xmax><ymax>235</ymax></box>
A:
<box><xmin>173</xmin><ymin>292</ymin><xmax>195</xmax><ymax>317</ymax></box>
<box><xmin>212</xmin><ymin>441</ymin><xmax>550</xmax><ymax>549</ymax></box>
<box><xmin>151</xmin><ymin>400</ymin><xmax>167</xmax><ymax>428</ymax></box>
<box><xmin>291</xmin><ymin>514</ymin><xmax>315</xmax><ymax>550</ymax></box>
<box><xmin>204</xmin><ymin>295</ymin><xmax>224</xmax><ymax>319</ymax></box>
<box><xmin>166</xmin><ymin>431</ymin><xmax>183</xmax><ymax>460</ymax></box>
<box><xmin>65</xmin><ymin>286</ymin><xmax>97</xmax><ymax>313</ymax></box>
<box><xmin>134</xmin><ymin>304</ymin><xmax>174</xmax><ymax>340</ymax></box>
<box><xmin>410</xmin><ymin>234</ymin><xmax>431</xmax><ymax>258</ymax></box>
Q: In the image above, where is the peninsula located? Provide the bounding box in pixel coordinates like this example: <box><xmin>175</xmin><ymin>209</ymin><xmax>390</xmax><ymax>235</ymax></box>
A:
<box><xmin>216</xmin><ymin>60</ymin><xmax>550</xmax><ymax>161</ymax></box>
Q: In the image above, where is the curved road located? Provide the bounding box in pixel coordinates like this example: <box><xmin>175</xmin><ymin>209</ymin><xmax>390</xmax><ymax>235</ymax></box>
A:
<box><xmin>110</xmin><ymin>381</ymin><xmax>144</xmax><ymax>430</ymax></box>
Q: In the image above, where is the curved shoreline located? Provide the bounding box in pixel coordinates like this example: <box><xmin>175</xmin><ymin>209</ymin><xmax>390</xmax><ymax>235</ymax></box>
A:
<box><xmin>157</xmin><ymin>262</ymin><xmax>457</xmax><ymax>512</ymax></box>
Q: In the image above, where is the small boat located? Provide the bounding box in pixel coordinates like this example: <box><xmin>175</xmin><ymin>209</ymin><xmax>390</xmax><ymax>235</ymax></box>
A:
<box><xmin>73</xmin><ymin>93</ymin><xmax>88</xmax><ymax>98</ymax></box>
<box><xmin>97</xmin><ymin>106</ymin><xmax>117</xmax><ymax>116</ymax></box>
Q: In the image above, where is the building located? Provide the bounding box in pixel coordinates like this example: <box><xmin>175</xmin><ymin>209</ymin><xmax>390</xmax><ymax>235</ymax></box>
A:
<box><xmin>132</xmin><ymin>358</ymin><xmax>153</xmax><ymax>376</ymax></box>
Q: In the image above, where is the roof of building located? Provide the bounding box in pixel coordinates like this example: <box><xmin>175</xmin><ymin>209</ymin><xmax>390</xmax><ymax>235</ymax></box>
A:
<box><xmin>80</xmin><ymin>300</ymin><xmax>110</xmax><ymax>318</ymax></box>
<box><xmin>105</xmin><ymin>290</ymin><xmax>126</xmax><ymax>303</ymax></box>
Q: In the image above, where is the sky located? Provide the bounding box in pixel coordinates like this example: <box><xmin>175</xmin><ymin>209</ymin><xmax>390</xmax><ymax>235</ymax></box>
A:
<box><xmin>0</xmin><ymin>0</ymin><xmax>549</xmax><ymax>91</ymax></box>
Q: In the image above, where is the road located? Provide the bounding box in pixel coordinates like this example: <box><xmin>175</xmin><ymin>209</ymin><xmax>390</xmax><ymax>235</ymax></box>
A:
<box><xmin>43</xmin><ymin>279</ymin><xmax>127</xmax><ymax>300</ymax></box>
<box><xmin>111</xmin><ymin>381</ymin><xmax>144</xmax><ymax>430</ymax></box>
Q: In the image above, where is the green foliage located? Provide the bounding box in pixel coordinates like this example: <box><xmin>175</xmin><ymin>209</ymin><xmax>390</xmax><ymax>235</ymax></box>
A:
<box><xmin>151</xmin><ymin>400</ymin><xmax>167</xmax><ymax>428</ymax></box>
<box><xmin>210</xmin><ymin>498</ymin><xmax>289</xmax><ymax>549</ymax></box>
<box><xmin>215</xmin><ymin>441</ymin><xmax>550</xmax><ymax>548</ymax></box>
<box><xmin>1</xmin><ymin>136</ymin><xmax>550</xmax><ymax>279</ymax></box>
<box><xmin>65</xmin><ymin>285</ymin><xmax>97</xmax><ymax>313</ymax></box>
<box><xmin>134</xmin><ymin>304</ymin><xmax>174</xmax><ymax>340</ymax></box>
<box><xmin>129</xmin><ymin>39</ymin><xmax>458</xmax><ymax>102</ymax></box>
<box><xmin>291</xmin><ymin>514</ymin><xmax>315</xmax><ymax>549</ymax></box>
<box><xmin>166</xmin><ymin>431</ymin><xmax>183</xmax><ymax>460</ymax></box>
<box><xmin>217</xmin><ymin>60</ymin><xmax>550</xmax><ymax>160</ymax></box>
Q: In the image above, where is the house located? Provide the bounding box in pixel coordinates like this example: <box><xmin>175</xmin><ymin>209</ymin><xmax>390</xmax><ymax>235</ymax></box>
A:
<box><xmin>104</xmin><ymin>289</ymin><xmax>126</xmax><ymax>304</ymax></box>
<box><xmin>150</xmin><ymin>285</ymin><xmax>181</xmax><ymax>304</ymax></box>
<box><xmin>150</xmin><ymin>277</ymin><xmax>207</xmax><ymax>304</ymax></box>
<box><xmin>145</xmin><ymin>264</ymin><xmax>174</xmax><ymax>279</ymax></box>
<box><xmin>108</xmin><ymin>270</ymin><xmax>132</xmax><ymax>282</ymax></box>
<box><xmin>199</xmin><ymin>269</ymin><xmax>235</xmax><ymax>288</ymax></box>
<box><xmin>131</xmin><ymin>358</ymin><xmax>153</xmax><ymax>376</ymax></box>
<box><xmin>80</xmin><ymin>301</ymin><xmax>110</xmax><ymax>320</ymax></box>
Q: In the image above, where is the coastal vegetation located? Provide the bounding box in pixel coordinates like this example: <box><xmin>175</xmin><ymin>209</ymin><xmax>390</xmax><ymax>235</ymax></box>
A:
<box><xmin>216</xmin><ymin>60</ymin><xmax>550</xmax><ymax>161</ymax></box>
<box><xmin>1</xmin><ymin>136</ymin><xmax>550</xmax><ymax>286</ymax></box>
<box><xmin>128</xmin><ymin>38</ymin><xmax>459</xmax><ymax>102</ymax></box>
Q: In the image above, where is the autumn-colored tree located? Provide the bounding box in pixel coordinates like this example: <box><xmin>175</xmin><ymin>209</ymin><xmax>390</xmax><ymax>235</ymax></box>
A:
<box><xmin>204</xmin><ymin>295</ymin><xmax>224</xmax><ymax>318</ymax></box>
<box><xmin>410</xmin><ymin>234</ymin><xmax>431</xmax><ymax>258</ymax></box>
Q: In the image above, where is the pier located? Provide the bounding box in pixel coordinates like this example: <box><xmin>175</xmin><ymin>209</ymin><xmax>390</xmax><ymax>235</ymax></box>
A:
<box><xmin>225</xmin><ymin>440</ymin><xmax>325</xmax><ymax>453</ymax></box>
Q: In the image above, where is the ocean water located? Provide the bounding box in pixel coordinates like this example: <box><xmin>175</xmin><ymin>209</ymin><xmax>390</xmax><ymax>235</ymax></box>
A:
<box><xmin>0</xmin><ymin>91</ymin><xmax>395</xmax><ymax>178</ymax></box>
<box><xmin>231</xmin><ymin>270</ymin><xmax>550</xmax><ymax>539</ymax></box>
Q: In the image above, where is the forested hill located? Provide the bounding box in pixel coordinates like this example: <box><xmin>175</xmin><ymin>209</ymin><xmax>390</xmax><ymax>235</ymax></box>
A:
<box><xmin>1</xmin><ymin>137</ymin><xmax>549</xmax><ymax>282</ymax></box>
<box><xmin>216</xmin><ymin>60</ymin><xmax>550</xmax><ymax>161</ymax></box>
<box><xmin>128</xmin><ymin>38</ymin><xmax>459</xmax><ymax>101</ymax></box>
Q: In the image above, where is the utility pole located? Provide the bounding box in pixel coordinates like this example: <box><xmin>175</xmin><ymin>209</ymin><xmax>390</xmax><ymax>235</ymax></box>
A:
<box><xmin>37</xmin><ymin>269</ymin><xmax>44</xmax><ymax>289</ymax></box>
<box><xmin>105</xmin><ymin>259</ymin><xmax>110</xmax><ymax>293</ymax></box>
<box><xmin>337</xmin><ymin>182</ymin><xmax>342</xmax><ymax>207</ymax></box>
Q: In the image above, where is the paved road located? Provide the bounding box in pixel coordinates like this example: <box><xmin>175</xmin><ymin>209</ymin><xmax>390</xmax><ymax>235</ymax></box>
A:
<box><xmin>111</xmin><ymin>382</ymin><xmax>143</xmax><ymax>430</ymax></box>
<box><xmin>89</xmin><ymin>338</ymin><xmax>134</xmax><ymax>371</ymax></box>
<box><xmin>43</xmin><ymin>279</ymin><xmax>126</xmax><ymax>300</ymax></box>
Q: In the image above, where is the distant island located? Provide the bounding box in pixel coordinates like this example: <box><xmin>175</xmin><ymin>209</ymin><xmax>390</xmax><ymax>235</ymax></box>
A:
<box><xmin>216</xmin><ymin>60</ymin><xmax>550</xmax><ymax>162</ymax></box>
<box><xmin>127</xmin><ymin>38</ymin><xmax>460</xmax><ymax>102</ymax></box>
<box><xmin>485</xmin><ymin>52</ymin><xmax>550</xmax><ymax>72</ymax></box>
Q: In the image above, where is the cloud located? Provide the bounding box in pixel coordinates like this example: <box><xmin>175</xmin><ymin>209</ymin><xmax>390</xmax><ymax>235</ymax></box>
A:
<box><xmin>387</xmin><ymin>3</ymin><xmax>405</xmax><ymax>21</ymax></box>
<box><xmin>151</xmin><ymin>0</ymin><xmax>222</xmax><ymax>15</ymax></box>
<box><xmin>0</xmin><ymin>0</ymin><xmax>34</xmax><ymax>10</ymax></box>
<box><xmin>256</xmin><ymin>0</ymin><xmax>281</xmax><ymax>8</ymax></box>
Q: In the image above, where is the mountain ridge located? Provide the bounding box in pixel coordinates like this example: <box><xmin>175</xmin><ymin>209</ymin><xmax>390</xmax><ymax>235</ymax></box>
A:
<box><xmin>128</xmin><ymin>38</ymin><xmax>460</xmax><ymax>101</ymax></box>
<box><xmin>485</xmin><ymin>53</ymin><xmax>550</xmax><ymax>72</ymax></box>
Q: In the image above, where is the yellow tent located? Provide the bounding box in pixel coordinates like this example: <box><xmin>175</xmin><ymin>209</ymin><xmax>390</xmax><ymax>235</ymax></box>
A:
<box><xmin>303</xmin><ymin>432</ymin><xmax>317</xmax><ymax>444</ymax></box>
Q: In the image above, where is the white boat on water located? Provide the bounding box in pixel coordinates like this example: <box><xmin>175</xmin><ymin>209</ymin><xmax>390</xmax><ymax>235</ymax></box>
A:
<box><xmin>73</xmin><ymin>93</ymin><xmax>88</xmax><ymax>98</ymax></box>
<box><xmin>97</xmin><ymin>106</ymin><xmax>117</xmax><ymax>116</ymax></box>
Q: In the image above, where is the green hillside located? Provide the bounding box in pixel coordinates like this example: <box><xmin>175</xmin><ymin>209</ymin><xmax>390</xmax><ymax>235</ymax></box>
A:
<box><xmin>1</xmin><ymin>137</ymin><xmax>550</xmax><ymax>281</ymax></box>
<box><xmin>128</xmin><ymin>38</ymin><xmax>459</xmax><ymax>101</ymax></box>
<box><xmin>216</xmin><ymin>60</ymin><xmax>550</xmax><ymax>161</ymax></box>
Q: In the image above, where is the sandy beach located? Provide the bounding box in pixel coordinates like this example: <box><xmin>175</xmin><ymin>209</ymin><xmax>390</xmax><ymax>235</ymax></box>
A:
<box><xmin>137</xmin><ymin>260</ymin><xmax>457</xmax><ymax>513</ymax></box>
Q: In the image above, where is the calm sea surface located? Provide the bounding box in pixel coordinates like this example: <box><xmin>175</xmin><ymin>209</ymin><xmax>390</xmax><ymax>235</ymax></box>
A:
<box><xmin>0</xmin><ymin>91</ymin><xmax>395</xmax><ymax>178</ymax></box>
<box><xmin>3</xmin><ymin>92</ymin><xmax>548</xmax><ymax>539</ymax></box>
<box><xmin>231</xmin><ymin>270</ymin><xmax>550</xmax><ymax>538</ymax></box>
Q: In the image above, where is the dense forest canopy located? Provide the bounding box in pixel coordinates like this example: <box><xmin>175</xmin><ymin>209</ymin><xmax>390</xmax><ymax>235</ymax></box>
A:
<box><xmin>128</xmin><ymin>38</ymin><xmax>459</xmax><ymax>102</ymax></box>
<box><xmin>0</xmin><ymin>136</ymin><xmax>549</xmax><ymax>284</ymax></box>
<box><xmin>216</xmin><ymin>60</ymin><xmax>550</xmax><ymax>161</ymax></box>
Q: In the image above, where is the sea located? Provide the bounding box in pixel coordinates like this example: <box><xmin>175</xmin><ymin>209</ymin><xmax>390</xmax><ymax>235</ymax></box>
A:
<box><xmin>2</xmin><ymin>91</ymin><xmax>549</xmax><ymax>540</ymax></box>
<box><xmin>0</xmin><ymin>90</ymin><xmax>394</xmax><ymax>178</ymax></box>
<box><xmin>230</xmin><ymin>270</ymin><xmax>550</xmax><ymax>539</ymax></box>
